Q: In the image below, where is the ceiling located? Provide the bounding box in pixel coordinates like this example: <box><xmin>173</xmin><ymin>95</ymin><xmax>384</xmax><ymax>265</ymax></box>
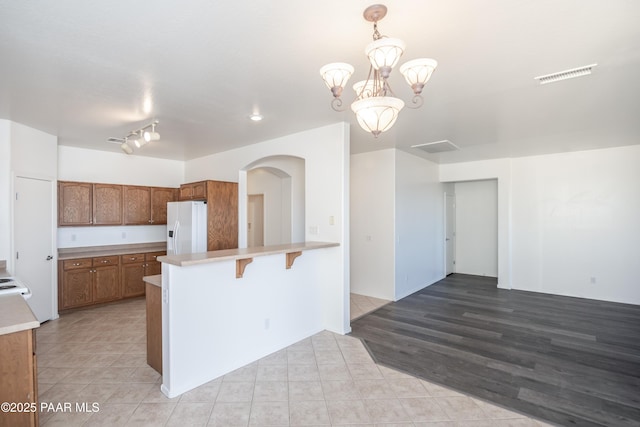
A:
<box><xmin>1</xmin><ymin>1</ymin><xmax>639</xmax><ymax>163</ymax></box>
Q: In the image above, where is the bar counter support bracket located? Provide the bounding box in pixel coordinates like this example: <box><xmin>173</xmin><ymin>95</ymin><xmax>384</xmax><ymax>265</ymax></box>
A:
<box><xmin>286</xmin><ymin>251</ymin><xmax>302</xmax><ymax>270</ymax></box>
<box><xmin>236</xmin><ymin>258</ymin><xmax>253</xmax><ymax>279</ymax></box>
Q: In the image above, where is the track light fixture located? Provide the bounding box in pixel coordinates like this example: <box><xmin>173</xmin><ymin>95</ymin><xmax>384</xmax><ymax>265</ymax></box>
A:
<box><xmin>107</xmin><ymin>120</ymin><xmax>160</xmax><ymax>155</ymax></box>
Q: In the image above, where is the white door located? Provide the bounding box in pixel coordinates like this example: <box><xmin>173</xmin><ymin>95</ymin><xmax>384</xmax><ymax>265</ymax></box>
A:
<box><xmin>247</xmin><ymin>194</ymin><xmax>264</xmax><ymax>247</ymax></box>
<box><xmin>445</xmin><ymin>193</ymin><xmax>456</xmax><ymax>275</ymax></box>
<box><xmin>14</xmin><ymin>176</ymin><xmax>56</xmax><ymax>322</ymax></box>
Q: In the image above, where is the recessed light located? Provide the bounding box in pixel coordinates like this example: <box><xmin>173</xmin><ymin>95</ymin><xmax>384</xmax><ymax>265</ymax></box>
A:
<box><xmin>249</xmin><ymin>114</ymin><xmax>263</xmax><ymax>122</ymax></box>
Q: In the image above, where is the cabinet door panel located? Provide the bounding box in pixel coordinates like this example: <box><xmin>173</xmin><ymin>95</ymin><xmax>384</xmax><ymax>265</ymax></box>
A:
<box><xmin>61</xmin><ymin>269</ymin><xmax>93</xmax><ymax>309</ymax></box>
<box><xmin>93</xmin><ymin>265</ymin><xmax>120</xmax><ymax>303</ymax></box>
<box><xmin>58</xmin><ymin>181</ymin><xmax>93</xmax><ymax>226</ymax></box>
<box><xmin>150</xmin><ymin>187</ymin><xmax>175</xmax><ymax>225</ymax></box>
<box><xmin>121</xmin><ymin>263</ymin><xmax>146</xmax><ymax>297</ymax></box>
<box><xmin>123</xmin><ymin>186</ymin><xmax>151</xmax><ymax>225</ymax></box>
<box><xmin>93</xmin><ymin>184</ymin><xmax>123</xmax><ymax>225</ymax></box>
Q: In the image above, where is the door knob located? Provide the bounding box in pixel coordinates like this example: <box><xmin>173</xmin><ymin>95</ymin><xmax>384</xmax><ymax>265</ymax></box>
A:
<box><xmin>46</xmin><ymin>255</ymin><xmax>54</xmax><ymax>260</ymax></box>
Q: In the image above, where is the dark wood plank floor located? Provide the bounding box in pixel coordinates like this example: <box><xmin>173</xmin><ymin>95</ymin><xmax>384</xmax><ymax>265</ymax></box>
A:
<box><xmin>350</xmin><ymin>274</ymin><xmax>640</xmax><ymax>426</ymax></box>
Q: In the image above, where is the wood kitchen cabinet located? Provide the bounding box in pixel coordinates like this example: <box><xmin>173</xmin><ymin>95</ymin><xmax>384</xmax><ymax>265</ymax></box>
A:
<box><xmin>0</xmin><ymin>329</ymin><xmax>38</xmax><ymax>427</ymax></box>
<box><xmin>179</xmin><ymin>180</ymin><xmax>207</xmax><ymax>200</ymax></box>
<box><xmin>145</xmin><ymin>282</ymin><xmax>162</xmax><ymax>374</ymax></box>
<box><xmin>123</xmin><ymin>185</ymin><xmax>177</xmax><ymax>225</ymax></box>
<box><xmin>120</xmin><ymin>251</ymin><xmax>166</xmax><ymax>298</ymax></box>
<box><xmin>58</xmin><ymin>181</ymin><xmax>93</xmax><ymax>226</ymax></box>
<box><xmin>59</xmin><ymin>181</ymin><xmax>176</xmax><ymax>226</ymax></box>
<box><xmin>58</xmin><ymin>181</ymin><xmax>123</xmax><ymax>226</ymax></box>
<box><xmin>179</xmin><ymin>180</ymin><xmax>238</xmax><ymax>250</ymax></box>
<box><xmin>58</xmin><ymin>256</ymin><xmax>120</xmax><ymax>310</ymax></box>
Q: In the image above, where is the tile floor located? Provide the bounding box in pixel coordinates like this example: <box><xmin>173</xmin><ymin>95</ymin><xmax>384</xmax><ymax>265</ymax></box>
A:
<box><xmin>35</xmin><ymin>298</ymin><xmax>551</xmax><ymax>426</ymax></box>
<box><xmin>350</xmin><ymin>294</ymin><xmax>389</xmax><ymax>320</ymax></box>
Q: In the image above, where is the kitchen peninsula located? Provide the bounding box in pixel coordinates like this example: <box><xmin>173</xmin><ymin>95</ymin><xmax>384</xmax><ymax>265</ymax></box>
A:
<box><xmin>156</xmin><ymin>241</ymin><xmax>342</xmax><ymax>398</ymax></box>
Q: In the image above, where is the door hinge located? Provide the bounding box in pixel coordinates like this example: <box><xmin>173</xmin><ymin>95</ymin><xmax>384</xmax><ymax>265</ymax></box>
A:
<box><xmin>16</xmin><ymin>251</ymin><xmax>19</xmax><ymax>260</ymax></box>
<box><xmin>453</xmin><ymin>260</ymin><xmax>456</xmax><ymax>265</ymax></box>
<box><xmin>15</xmin><ymin>192</ymin><xmax>19</xmax><ymax>200</ymax></box>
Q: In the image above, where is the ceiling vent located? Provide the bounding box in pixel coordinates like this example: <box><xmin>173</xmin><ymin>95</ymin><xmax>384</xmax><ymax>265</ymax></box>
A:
<box><xmin>411</xmin><ymin>140</ymin><xmax>459</xmax><ymax>154</ymax></box>
<box><xmin>534</xmin><ymin>63</ymin><xmax>597</xmax><ymax>85</ymax></box>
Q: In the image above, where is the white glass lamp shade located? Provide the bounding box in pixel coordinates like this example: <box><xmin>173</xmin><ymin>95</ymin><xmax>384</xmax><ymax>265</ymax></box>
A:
<box><xmin>365</xmin><ymin>37</ymin><xmax>406</xmax><ymax>77</ymax></box>
<box><xmin>399</xmin><ymin>58</ymin><xmax>438</xmax><ymax>94</ymax></box>
<box><xmin>352</xmin><ymin>79</ymin><xmax>384</xmax><ymax>99</ymax></box>
<box><xmin>351</xmin><ymin>96</ymin><xmax>405</xmax><ymax>137</ymax></box>
<box><xmin>320</xmin><ymin>63</ymin><xmax>355</xmax><ymax>97</ymax></box>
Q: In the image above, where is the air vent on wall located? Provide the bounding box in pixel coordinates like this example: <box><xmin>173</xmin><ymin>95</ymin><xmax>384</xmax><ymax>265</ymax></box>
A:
<box><xmin>534</xmin><ymin>63</ymin><xmax>597</xmax><ymax>85</ymax></box>
<box><xmin>411</xmin><ymin>140</ymin><xmax>459</xmax><ymax>154</ymax></box>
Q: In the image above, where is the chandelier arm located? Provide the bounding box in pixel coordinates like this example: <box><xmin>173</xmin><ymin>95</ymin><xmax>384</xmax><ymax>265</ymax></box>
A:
<box><xmin>405</xmin><ymin>94</ymin><xmax>424</xmax><ymax>109</ymax></box>
<box><xmin>331</xmin><ymin>97</ymin><xmax>347</xmax><ymax>112</ymax></box>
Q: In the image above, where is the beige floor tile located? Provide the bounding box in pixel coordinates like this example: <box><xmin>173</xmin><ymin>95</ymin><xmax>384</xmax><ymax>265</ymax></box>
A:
<box><xmin>288</xmin><ymin>364</ymin><xmax>320</xmax><ymax>381</ymax></box>
<box><xmin>180</xmin><ymin>379</ymin><xmax>222</xmax><ymax>402</ymax></box>
<box><xmin>258</xmin><ymin>349</ymin><xmax>288</xmax><ymax>365</ymax></box>
<box><xmin>387</xmin><ymin>377</ymin><xmax>430</xmax><ymax>397</ymax></box>
<box><xmin>208</xmin><ymin>401</ymin><xmax>251</xmax><ymax>426</ymax></box>
<box><xmin>40</xmin><ymin>409</ymin><xmax>93</xmax><ymax>426</ymax></box>
<box><xmin>166</xmin><ymin>401</ymin><xmax>214</xmax><ymax>426</ymax></box>
<box><xmin>346</xmin><ymin>363</ymin><xmax>383</xmax><ymax>380</ymax></box>
<box><xmin>224</xmin><ymin>363</ymin><xmax>258</xmax><ymax>382</ymax></box>
<box><xmin>326</xmin><ymin>399</ymin><xmax>370</xmax><ymax>425</ymax></box>
<box><xmin>355</xmin><ymin>379</ymin><xmax>396</xmax><ymax>399</ymax></box>
<box><xmin>434</xmin><ymin>396</ymin><xmax>488</xmax><ymax>421</ymax></box>
<box><xmin>257</xmin><ymin>364</ymin><xmax>288</xmax><ymax>381</ymax></box>
<box><xmin>314</xmin><ymin>349</ymin><xmax>346</xmax><ymax>365</ymax></box>
<box><xmin>126</xmin><ymin>402</ymin><xmax>177</xmax><ymax>426</ymax></box>
<box><xmin>83</xmin><ymin>402</ymin><xmax>138</xmax><ymax>426</ymax></box>
<box><xmin>253</xmin><ymin>381</ymin><xmax>289</xmax><ymax>402</ymax></box>
<box><xmin>399</xmin><ymin>397</ymin><xmax>451</xmax><ymax>422</ymax></box>
<box><xmin>318</xmin><ymin>363</ymin><xmax>351</xmax><ymax>381</ymax></box>
<box><xmin>363</xmin><ymin>398</ymin><xmax>411</xmax><ymax>423</ymax></box>
<box><xmin>289</xmin><ymin>400</ymin><xmax>331</xmax><ymax>425</ymax></box>
<box><xmin>321</xmin><ymin>380</ymin><xmax>361</xmax><ymax>401</ymax></box>
<box><xmin>106</xmin><ymin>382</ymin><xmax>156</xmax><ymax>404</ymax></box>
<box><xmin>289</xmin><ymin>381</ymin><xmax>325</xmax><ymax>401</ymax></box>
<box><xmin>78</xmin><ymin>383</ymin><xmax>121</xmax><ymax>403</ymax></box>
<box><xmin>217</xmin><ymin>381</ymin><xmax>255</xmax><ymax>402</ymax></box>
<box><xmin>249</xmin><ymin>401</ymin><xmax>289</xmax><ymax>425</ymax></box>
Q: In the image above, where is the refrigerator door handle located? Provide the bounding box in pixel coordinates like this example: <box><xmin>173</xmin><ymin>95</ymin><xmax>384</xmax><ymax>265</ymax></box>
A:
<box><xmin>173</xmin><ymin>221</ymin><xmax>180</xmax><ymax>255</ymax></box>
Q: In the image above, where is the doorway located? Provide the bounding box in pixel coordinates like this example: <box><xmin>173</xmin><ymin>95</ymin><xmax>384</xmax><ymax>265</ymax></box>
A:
<box><xmin>247</xmin><ymin>194</ymin><xmax>264</xmax><ymax>247</ymax></box>
<box><xmin>14</xmin><ymin>175</ymin><xmax>56</xmax><ymax>322</ymax></box>
<box><xmin>445</xmin><ymin>192</ymin><xmax>456</xmax><ymax>275</ymax></box>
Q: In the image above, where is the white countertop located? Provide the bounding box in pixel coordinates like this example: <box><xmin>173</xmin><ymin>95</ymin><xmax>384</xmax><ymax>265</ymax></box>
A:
<box><xmin>143</xmin><ymin>274</ymin><xmax>162</xmax><ymax>287</ymax></box>
<box><xmin>157</xmin><ymin>241</ymin><xmax>339</xmax><ymax>267</ymax></box>
<box><xmin>0</xmin><ymin>294</ymin><xmax>40</xmax><ymax>336</ymax></box>
<box><xmin>58</xmin><ymin>242</ymin><xmax>166</xmax><ymax>260</ymax></box>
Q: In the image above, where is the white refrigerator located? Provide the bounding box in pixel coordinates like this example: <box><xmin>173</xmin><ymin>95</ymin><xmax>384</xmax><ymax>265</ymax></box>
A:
<box><xmin>167</xmin><ymin>201</ymin><xmax>207</xmax><ymax>255</ymax></box>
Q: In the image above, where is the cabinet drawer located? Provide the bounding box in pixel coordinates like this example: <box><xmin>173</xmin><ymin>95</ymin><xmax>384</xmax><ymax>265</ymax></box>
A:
<box><xmin>121</xmin><ymin>253</ymin><xmax>146</xmax><ymax>264</ymax></box>
<box><xmin>145</xmin><ymin>251</ymin><xmax>166</xmax><ymax>261</ymax></box>
<box><xmin>93</xmin><ymin>256</ymin><xmax>119</xmax><ymax>266</ymax></box>
<box><xmin>63</xmin><ymin>258</ymin><xmax>93</xmax><ymax>270</ymax></box>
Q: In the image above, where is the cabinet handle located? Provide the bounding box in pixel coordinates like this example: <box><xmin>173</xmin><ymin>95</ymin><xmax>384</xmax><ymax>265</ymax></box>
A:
<box><xmin>130</xmin><ymin>257</ymin><xmax>136</xmax><ymax>261</ymax></box>
<box><xmin>73</xmin><ymin>263</ymin><xmax>81</xmax><ymax>266</ymax></box>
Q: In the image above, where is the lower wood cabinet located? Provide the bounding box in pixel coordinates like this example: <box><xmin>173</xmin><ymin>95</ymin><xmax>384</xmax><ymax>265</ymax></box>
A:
<box><xmin>0</xmin><ymin>328</ymin><xmax>38</xmax><ymax>427</ymax></box>
<box><xmin>145</xmin><ymin>282</ymin><xmax>162</xmax><ymax>374</ymax></box>
<box><xmin>121</xmin><ymin>251</ymin><xmax>165</xmax><ymax>298</ymax></box>
<box><xmin>59</xmin><ymin>256</ymin><xmax>120</xmax><ymax>310</ymax></box>
<box><xmin>58</xmin><ymin>251</ymin><xmax>165</xmax><ymax>311</ymax></box>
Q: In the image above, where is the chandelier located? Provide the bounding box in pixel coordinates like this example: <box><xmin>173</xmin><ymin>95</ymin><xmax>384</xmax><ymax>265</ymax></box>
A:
<box><xmin>320</xmin><ymin>4</ymin><xmax>437</xmax><ymax>137</ymax></box>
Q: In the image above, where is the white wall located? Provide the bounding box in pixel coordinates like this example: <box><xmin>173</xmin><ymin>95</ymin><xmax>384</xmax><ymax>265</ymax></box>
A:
<box><xmin>186</xmin><ymin>122</ymin><xmax>350</xmax><ymax>333</ymax></box>
<box><xmin>394</xmin><ymin>150</ymin><xmax>446</xmax><ymax>300</ymax></box>
<box><xmin>350</xmin><ymin>149</ymin><xmax>395</xmax><ymax>300</ymax></box>
<box><xmin>57</xmin><ymin>146</ymin><xmax>184</xmax><ymax>248</ymax></box>
<box><xmin>509</xmin><ymin>145</ymin><xmax>640</xmax><ymax>305</ymax></box>
<box><xmin>350</xmin><ymin>149</ymin><xmax>446</xmax><ymax>301</ymax></box>
<box><xmin>441</xmin><ymin>145</ymin><xmax>640</xmax><ymax>305</ymax></box>
<box><xmin>0</xmin><ymin>120</ymin><xmax>11</xmax><ymax>264</ymax></box>
<box><xmin>440</xmin><ymin>158</ymin><xmax>512</xmax><ymax>289</ymax></box>
<box><xmin>248</xmin><ymin>168</ymin><xmax>286</xmax><ymax>246</ymax></box>
<box><xmin>454</xmin><ymin>180</ymin><xmax>498</xmax><ymax>277</ymax></box>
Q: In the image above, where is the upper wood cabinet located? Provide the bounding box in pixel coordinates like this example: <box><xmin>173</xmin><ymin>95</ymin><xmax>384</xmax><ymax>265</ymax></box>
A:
<box><xmin>150</xmin><ymin>187</ymin><xmax>177</xmax><ymax>224</ymax></box>
<box><xmin>58</xmin><ymin>181</ymin><xmax>177</xmax><ymax>227</ymax></box>
<box><xmin>179</xmin><ymin>181</ymin><xmax>207</xmax><ymax>200</ymax></box>
<box><xmin>58</xmin><ymin>181</ymin><xmax>93</xmax><ymax>226</ymax></box>
<box><xmin>181</xmin><ymin>180</ymin><xmax>239</xmax><ymax>250</ymax></box>
<box><xmin>123</xmin><ymin>186</ymin><xmax>151</xmax><ymax>225</ymax></box>
<box><xmin>93</xmin><ymin>184</ymin><xmax>123</xmax><ymax>225</ymax></box>
<box><xmin>59</xmin><ymin>181</ymin><xmax>122</xmax><ymax>226</ymax></box>
<box><xmin>123</xmin><ymin>186</ymin><xmax>177</xmax><ymax>225</ymax></box>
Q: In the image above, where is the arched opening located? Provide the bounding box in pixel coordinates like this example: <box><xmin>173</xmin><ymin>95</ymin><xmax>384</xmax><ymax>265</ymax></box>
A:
<box><xmin>239</xmin><ymin>155</ymin><xmax>305</xmax><ymax>248</ymax></box>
